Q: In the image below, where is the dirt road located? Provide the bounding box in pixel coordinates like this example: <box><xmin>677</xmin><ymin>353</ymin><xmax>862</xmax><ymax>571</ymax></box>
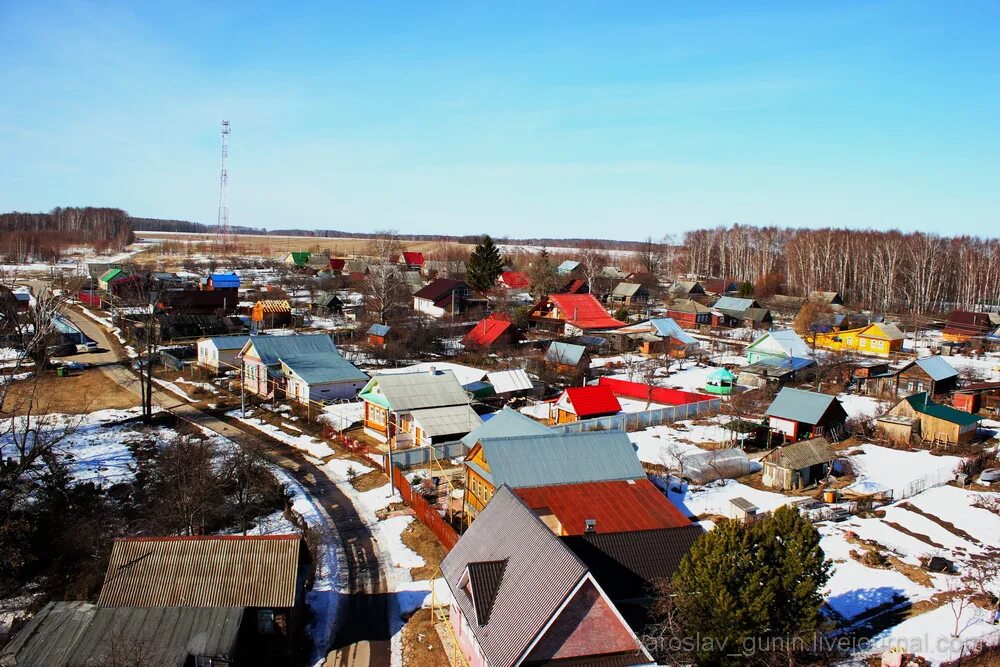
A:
<box><xmin>58</xmin><ymin>307</ymin><xmax>392</xmax><ymax>666</ymax></box>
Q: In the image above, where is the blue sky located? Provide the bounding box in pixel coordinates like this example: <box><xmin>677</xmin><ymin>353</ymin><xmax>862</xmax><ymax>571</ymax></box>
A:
<box><xmin>1</xmin><ymin>1</ymin><xmax>998</xmax><ymax>239</ymax></box>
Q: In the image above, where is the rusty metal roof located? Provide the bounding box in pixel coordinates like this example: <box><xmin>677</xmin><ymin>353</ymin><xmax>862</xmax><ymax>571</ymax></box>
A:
<box><xmin>97</xmin><ymin>535</ymin><xmax>302</xmax><ymax>608</ymax></box>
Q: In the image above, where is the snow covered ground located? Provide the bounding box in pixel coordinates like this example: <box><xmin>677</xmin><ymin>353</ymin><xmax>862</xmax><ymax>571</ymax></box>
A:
<box><xmin>669</xmin><ymin>479</ymin><xmax>796</xmax><ymax>518</ymax></box>
<box><xmin>838</xmin><ymin>393</ymin><xmax>888</xmax><ymax>421</ymax></box>
<box><xmin>846</xmin><ymin>444</ymin><xmax>962</xmax><ymax>499</ymax></box>
<box><xmin>229</xmin><ymin>409</ymin><xmax>335</xmax><ymax>460</ymax></box>
<box><xmin>628</xmin><ymin>417</ymin><xmax>750</xmax><ymax>465</ymax></box>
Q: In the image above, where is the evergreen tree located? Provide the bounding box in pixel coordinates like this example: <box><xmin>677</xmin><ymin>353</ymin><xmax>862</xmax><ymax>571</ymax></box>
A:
<box><xmin>738</xmin><ymin>280</ymin><xmax>755</xmax><ymax>297</ymax></box>
<box><xmin>657</xmin><ymin>506</ymin><xmax>831</xmax><ymax>665</ymax></box>
<box><xmin>527</xmin><ymin>247</ymin><xmax>561</xmax><ymax>299</ymax></box>
<box><xmin>466</xmin><ymin>235</ymin><xmax>505</xmax><ymax>292</ymax></box>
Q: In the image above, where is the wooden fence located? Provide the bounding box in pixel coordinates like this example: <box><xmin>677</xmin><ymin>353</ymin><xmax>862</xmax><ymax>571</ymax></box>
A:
<box><xmin>390</xmin><ymin>466</ymin><xmax>460</xmax><ymax>551</ymax></box>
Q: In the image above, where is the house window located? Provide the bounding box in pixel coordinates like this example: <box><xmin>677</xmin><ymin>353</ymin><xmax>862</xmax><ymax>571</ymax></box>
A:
<box><xmin>258</xmin><ymin>609</ymin><xmax>276</xmax><ymax>634</ymax></box>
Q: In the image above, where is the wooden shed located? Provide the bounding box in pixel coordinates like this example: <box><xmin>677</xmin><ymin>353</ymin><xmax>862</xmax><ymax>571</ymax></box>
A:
<box><xmin>761</xmin><ymin>437</ymin><xmax>835</xmax><ymax>490</ymax></box>
<box><xmin>877</xmin><ymin>392</ymin><xmax>982</xmax><ymax>445</ymax></box>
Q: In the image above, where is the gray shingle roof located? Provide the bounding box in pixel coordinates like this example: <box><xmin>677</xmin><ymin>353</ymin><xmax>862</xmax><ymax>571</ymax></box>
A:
<box><xmin>366</xmin><ymin>369</ymin><xmax>472</xmax><ymax>411</ymax></box>
<box><xmin>765</xmin><ymin>387</ymin><xmax>843</xmax><ymax>425</ymax></box>
<box><xmin>461</xmin><ymin>406</ymin><xmax>550</xmax><ymax>448</ymax></box>
<box><xmin>441</xmin><ymin>487</ymin><xmax>589</xmax><ymax>667</ymax></box>
<box><xmin>475</xmin><ymin>431</ymin><xmax>645</xmax><ymax>488</ymax></box>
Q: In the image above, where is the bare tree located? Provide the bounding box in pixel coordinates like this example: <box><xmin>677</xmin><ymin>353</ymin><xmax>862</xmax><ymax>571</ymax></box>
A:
<box><xmin>365</xmin><ymin>231</ymin><xmax>407</xmax><ymax>325</ymax></box>
<box><xmin>153</xmin><ymin>435</ymin><xmax>222</xmax><ymax>535</ymax></box>
<box><xmin>577</xmin><ymin>241</ymin><xmax>609</xmax><ymax>295</ymax></box>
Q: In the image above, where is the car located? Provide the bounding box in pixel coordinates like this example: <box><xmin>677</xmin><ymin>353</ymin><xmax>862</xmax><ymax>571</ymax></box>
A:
<box><xmin>979</xmin><ymin>468</ymin><xmax>1000</xmax><ymax>484</ymax></box>
<box><xmin>60</xmin><ymin>361</ymin><xmax>89</xmax><ymax>372</ymax></box>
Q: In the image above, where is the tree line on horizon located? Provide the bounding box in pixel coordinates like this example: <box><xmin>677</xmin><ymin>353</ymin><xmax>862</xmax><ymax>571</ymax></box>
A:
<box><xmin>0</xmin><ymin>207</ymin><xmax>133</xmax><ymax>263</ymax></box>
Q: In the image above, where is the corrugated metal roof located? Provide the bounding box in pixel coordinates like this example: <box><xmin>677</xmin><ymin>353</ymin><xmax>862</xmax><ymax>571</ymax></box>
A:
<box><xmin>714</xmin><ymin>296</ymin><xmax>756</xmax><ymax>312</ymax></box>
<box><xmin>476</xmin><ymin>431</ymin><xmax>645</xmax><ymax>489</ymax></box>
<box><xmin>202</xmin><ymin>334</ymin><xmax>251</xmax><ymax>351</ymax></box>
<box><xmin>515</xmin><ymin>479</ymin><xmax>691</xmax><ymax>535</ymax></box>
<box><xmin>367</xmin><ymin>323</ymin><xmax>391</xmax><ymax>336</ymax></box>
<box><xmin>363</xmin><ymin>369</ymin><xmax>471</xmax><ymax>411</ymax></box>
<box><xmin>461</xmin><ymin>406</ymin><xmax>550</xmax><ymax>448</ymax></box>
<box><xmin>904</xmin><ymin>392</ymin><xmax>982</xmax><ymax>426</ymax></box>
<box><xmin>561</xmin><ymin>386</ymin><xmax>621</xmax><ymax>417</ymax></box>
<box><xmin>667</xmin><ymin>299</ymin><xmax>713</xmax><ymax>314</ymax></box>
<box><xmin>649</xmin><ymin>317</ymin><xmax>698</xmax><ymax>345</ymax></box>
<box><xmin>486</xmin><ymin>369</ymin><xmax>534</xmax><ymax>394</ymax></box>
<box><xmin>765</xmin><ymin>387</ymin><xmax>843</xmax><ymax>425</ymax></box>
<box><xmin>209</xmin><ymin>273</ymin><xmax>240</xmax><ymax>288</ymax></box>
<box><xmin>557</xmin><ymin>260</ymin><xmax>581</xmax><ymax>273</ymax></box>
<box><xmin>441</xmin><ymin>487</ymin><xmax>589</xmax><ymax>667</ymax></box>
<box><xmin>597</xmin><ymin>377</ymin><xmax>712</xmax><ymax>406</ymax></box>
<box><xmin>547</xmin><ymin>294</ymin><xmax>624</xmax><ymax>330</ymax></box>
<box><xmin>914</xmin><ymin>355</ymin><xmax>959</xmax><ymax>382</ymax></box>
<box><xmin>562</xmin><ymin>525</ymin><xmax>703</xmax><ymax>602</ymax></box>
<box><xmin>410</xmin><ymin>404</ymin><xmax>483</xmax><ymax>438</ymax></box>
<box><xmin>97</xmin><ymin>535</ymin><xmax>301</xmax><ymax>608</ymax></box>
<box><xmin>463</xmin><ymin>314</ymin><xmax>514</xmax><ymax>347</ymax></box>
<box><xmin>545</xmin><ymin>341</ymin><xmax>586</xmax><ymax>365</ymax></box>
<box><xmin>468</xmin><ymin>559</ymin><xmax>507</xmax><ymax>625</ymax></box>
<box><xmin>281</xmin><ymin>352</ymin><xmax>368</xmax><ymax>385</ymax></box>
<box><xmin>763</xmin><ymin>436</ymin><xmax>835</xmax><ymax>470</ymax></box>
<box><xmin>610</xmin><ymin>282</ymin><xmax>643</xmax><ymax>297</ymax></box>
<box><xmin>243</xmin><ymin>333</ymin><xmax>339</xmax><ymax>366</ymax></box>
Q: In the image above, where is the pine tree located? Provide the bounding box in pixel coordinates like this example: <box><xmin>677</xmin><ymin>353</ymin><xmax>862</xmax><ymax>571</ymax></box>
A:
<box><xmin>660</xmin><ymin>506</ymin><xmax>831</xmax><ymax>665</ymax></box>
<box><xmin>466</xmin><ymin>235</ymin><xmax>505</xmax><ymax>292</ymax></box>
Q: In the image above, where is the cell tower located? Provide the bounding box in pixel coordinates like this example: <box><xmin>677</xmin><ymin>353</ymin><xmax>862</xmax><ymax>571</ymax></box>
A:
<box><xmin>216</xmin><ymin>120</ymin><xmax>231</xmax><ymax>241</ymax></box>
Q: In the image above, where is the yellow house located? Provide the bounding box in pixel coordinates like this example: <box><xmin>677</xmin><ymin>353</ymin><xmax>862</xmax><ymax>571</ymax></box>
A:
<box><xmin>813</xmin><ymin>322</ymin><xmax>905</xmax><ymax>358</ymax></box>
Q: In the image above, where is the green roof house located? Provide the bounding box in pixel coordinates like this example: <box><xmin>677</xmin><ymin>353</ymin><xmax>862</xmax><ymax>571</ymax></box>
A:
<box><xmin>97</xmin><ymin>268</ymin><xmax>124</xmax><ymax>292</ymax></box>
<box><xmin>283</xmin><ymin>251</ymin><xmax>311</xmax><ymax>267</ymax></box>
<box><xmin>878</xmin><ymin>391</ymin><xmax>982</xmax><ymax>445</ymax></box>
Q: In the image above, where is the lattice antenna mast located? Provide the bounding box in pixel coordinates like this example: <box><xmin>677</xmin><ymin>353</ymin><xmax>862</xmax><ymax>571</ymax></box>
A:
<box><xmin>216</xmin><ymin>120</ymin><xmax>231</xmax><ymax>240</ymax></box>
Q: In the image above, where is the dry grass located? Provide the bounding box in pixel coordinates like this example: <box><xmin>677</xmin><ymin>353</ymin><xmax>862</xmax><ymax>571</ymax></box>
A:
<box><xmin>135</xmin><ymin>231</ymin><xmax>471</xmax><ymax>262</ymax></box>
<box><xmin>350</xmin><ymin>469</ymin><xmax>389</xmax><ymax>492</ymax></box>
<box><xmin>401</xmin><ymin>608</ymin><xmax>450</xmax><ymax>667</ymax></box>
<box><xmin>401</xmin><ymin>519</ymin><xmax>447</xmax><ymax>581</ymax></box>
<box><xmin>2</xmin><ymin>368</ymin><xmax>138</xmax><ymax>414</ymax></box>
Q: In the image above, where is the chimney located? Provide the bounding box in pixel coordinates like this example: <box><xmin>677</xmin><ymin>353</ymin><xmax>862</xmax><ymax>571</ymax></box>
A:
<box><xmin>584</xmin><ymin>518</ymin><xmax>597</xmax><ymax>533</ymax></box>
<box><xmin>428</xmin><ymin>366</ymin><xmax>437</xmax><ymax>376</ymax></box>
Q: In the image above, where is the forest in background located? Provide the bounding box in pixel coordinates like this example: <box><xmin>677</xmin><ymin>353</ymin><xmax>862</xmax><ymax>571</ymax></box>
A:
<box><xmin>0</xmin><ymin>207</ymin><xmax>133</xmax><ymax>262</ymax></box>
<box><xmin>3</xmin><ymin>209</ymin><xmax>998</xmax><ymax>314</ymax></box>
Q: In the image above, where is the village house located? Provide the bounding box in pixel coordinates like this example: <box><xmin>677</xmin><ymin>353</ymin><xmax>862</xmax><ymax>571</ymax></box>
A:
<box><xmin>244</xmin><ymin>299</ymin><xmax>293</xmax><ymax>329</ymax></box>
<box><xmin>942</xmin><ymin>310</ymin><xmax>993</xmax><ymax>343</ymax></box>
<box><xmin>462</xmin><ymin>313</ymin><xmax>519</xmax><ymax>349</ymax></box>
<box><xmin>484</xmin><ymin>369</ymin><xmax>535</xmax><ymax>399</ymax></box>
<box><xmin>413</xmin><ymin>278</ymin><xmax>483</xmax><ymax>318</ymax></box>
<box><xmin>530</xmin><ymin>293</ymin><xmax>624</xmax><ymax>335</ymax></box>
<box><xmin>808</xmin><ymin>290</ymin><xmax>845</xmax><ymax>307</ymax></box>
<box><xmin>712</xmin><ymin>296</ymin><xmax>773</xmax><ymax>329</ymax></box>
<box><xmin>556</xmin><ymin>259</ymin><xmax>581</xmax><ymax>275</ymax></box>
<box><xmin>665</xmin><ymin>299</ymin><xmax>715</xmax><ymax>329</ymax></box>
<box><xmin>359</xmin><ymin>368</ymin><xmax>482</xmax><ymax>449</ymax></box>
<box><xmin>669</xmin><ymin>280</ymin><xmax>706</xmax><ymax>298</ymax></box>
<box><xmin>544</xmin><ymin>341</ymin><xmax>590</xmax><ymax>374</ymax></box>
<box><xmin>158</xmin><ymin>288</ymin><xmax>237</xmax><ymax>315</ymax></box>
<box><xmin>197</xmin><ymin>334</ymin><xmax>251</xmax><ymax>373</ymax></box>
<box><xmin>238</xmin><ymin>333</ymin><xmax>367</xmax><ymax>402</ymax></box>
<box><xmin>1</xmin><ymin>535</ymin><xmax>309</xmax><ymax>666</ymax></box>
<box><xmin>442</xmin><ymin>487</ymin><xmax>653</xmax><ymax>667</ymax></box>
<box><xmin>463</xmin><ymin>430</ymin><xmax>645</xmax><ymax>519</ymax></box>
<box><xmin>608</xmin><ymin>281</ymin><xmax>649</xmax><ymax>307</ymax></box>
<box><xmin>560</xmin><ymin>277</ymin><xmax>589</xmax><ymax>294</ymax></box>
<box><xmin>861</xmin><ymin>355</ymin><xmax>960</xmax><ymax>398</ymax></box>
<box><xmin>876</xmin><ymin>392</ymin><xmax>982</xmax><ymax>445</ymax></box>
<box><xmin>702</xmin><ymin>278</ymin><xmax>740</xmax><ymax>295</ymax></box>
<box><xmin>952</xmin><ymin>382</ymin><xmax>1000</xmax><ymax>416</ymax></box>
<box><xmin>498</xmin><ymin>270</ymin><xmax>529</xmax><ymax>289</ymax></box>
<box><xmin>765</xmin><ymin>387</ymin><xmax>849</xmax><ymax>442</ymax></box>
<box><xmin>552</xmin><ymin>385</ymin><xmax>622</xmax><ymax>423</ymax></box>
<box><xmin>610</xmin><ymin>317</ymin><xmax>700</xmax><ymax>357</ymax></box>
<box><xmin>761</xmin><ymin>436</ymin><xmax>836</xmax><ymax>490</ymax></box>
<box><xmin>812</xmin><ymin>322</ymin><xmax>906</xmax><ymax>357</ymax></box>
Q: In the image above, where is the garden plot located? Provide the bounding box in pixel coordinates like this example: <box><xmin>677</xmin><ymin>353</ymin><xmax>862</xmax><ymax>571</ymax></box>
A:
<box><xmin>668</xmin><ymin>479</ymin><xmax>795</xmax><ymax>518</ymax></box>
<box><xmin>846</xmin><ymin>444</ymin><xmax>962</xmax><ymax>499</ymax></box>
<box><xmin>628</xmin><ymin>417</ymin><xmax>749</xmax><ymax>465</ymax></box>
<box><xmin>864</xmin><ymin>603</ymin><xmax>1000</xmax><ymax>665</ymax></box>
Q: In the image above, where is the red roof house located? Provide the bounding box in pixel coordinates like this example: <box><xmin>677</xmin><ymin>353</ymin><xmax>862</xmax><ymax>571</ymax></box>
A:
<box><xmin>327</xmin><ymin>258</ymin><xmax>346</xmax><ymax>272</ymax></box>
<box><xmin>561</xmin><ymin>278</ymin><xmax>588</xmax><ymax>294</ymax></box>
<box><xmin>597</xmin><ymin>377</ymin><xmax>713</xmax><ymax>406</ymax></box>
<box><xmin>462</xmin><ymin>313</ymin><xmax>517</xmax><ymax>349</ymax></box>
<box><xmin>943</xmin><ymin>310</ymin><xmax>992</xmax><ymax>342</ymax></box>
<box><xmin>532</xmin><ymin>293</ymin><xmax>625</xmax><ymax>333</ymax></box>
<box><xmin>401</xmin><ymin>251</ymin><xmax>425</xmax><ymax>268</ymax></box>
<box><xmin>515</xmin><ymin>479</ymin><xmax>691</xmax><ymax>535</ymax></box>
<box><xmin>499</xmin><ymin>271</ymin><xmax>530</xmax><ymax>289</ymax></box>
<box><xmin>554</xmin><ymin>385</ymin><xmax>621</xmax><ymax>423</ymax></box>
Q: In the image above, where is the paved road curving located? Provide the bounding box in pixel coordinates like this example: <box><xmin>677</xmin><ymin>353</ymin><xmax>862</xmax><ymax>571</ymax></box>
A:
<box><xmin>58</xmin><ymin>307</ymin><xmax>392</xmax><ymax>666</ymax></box>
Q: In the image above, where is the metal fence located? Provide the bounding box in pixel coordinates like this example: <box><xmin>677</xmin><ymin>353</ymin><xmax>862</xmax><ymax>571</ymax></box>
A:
<box><xmin>388</xmin><ymin>441</ymin><xmax>469</xmax><ymax>469</ymax></box>
<box><xmin>550</xmin><ymin>397</ymin><xmax>721</xmax><ymax>433</ymax></box>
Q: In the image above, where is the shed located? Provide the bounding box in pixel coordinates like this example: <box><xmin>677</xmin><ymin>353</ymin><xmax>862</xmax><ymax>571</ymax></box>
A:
<box><xmin>761</xmin><ymin>437</ymin><xmax>835</xmax><ymax>490</ymax></box>
<box><xmin>367</xmin><ymin>323</ymin><xmax>391</xmax><ymax>347</ymax></box>
<box><xmin>728</xmin><ymin>497</ymin><xmax>760</xmax><ymax>521</ymax></box>
<box><xmin>765</xmin><ymin>387</ymin><xmax>848</xmax><ymax>441</ymax></box>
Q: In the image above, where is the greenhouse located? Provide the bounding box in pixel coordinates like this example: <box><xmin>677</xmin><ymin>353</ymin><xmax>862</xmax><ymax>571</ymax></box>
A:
<box><xmin>678</xmin><ymin>448</ymin><xmax>751</xmax><ymax>484</ymax></box>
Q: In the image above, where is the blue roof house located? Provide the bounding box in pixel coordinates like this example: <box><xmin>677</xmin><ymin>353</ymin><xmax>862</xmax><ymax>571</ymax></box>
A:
<box><xmin>239</xmin><ymin>333</ymin><xmax>368</xmax><ymax>403</ymax></box>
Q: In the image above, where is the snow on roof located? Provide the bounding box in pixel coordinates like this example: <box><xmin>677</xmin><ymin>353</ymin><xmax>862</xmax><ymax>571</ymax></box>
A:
<box><xmin>486</xmin><ymin>369</ymin><xmax>534</xmax><ymax>394</ymax></box>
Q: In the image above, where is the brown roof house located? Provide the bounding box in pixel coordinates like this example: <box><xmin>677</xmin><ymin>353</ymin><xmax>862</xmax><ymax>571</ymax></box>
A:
<box><xmin>1</xmin><ymin>535</ymin><xmax>309</xmax><ymax>667</ymax></box>
<box><xmin>413</xmin><ymin>278</ymin><xmax>486</xmax><ymax>318</ymax></box>
<box><xmin>761</xmin><ymin>437</ymin><xmax>836</xmax><ymax>490</ymax></box>
<box><xmin>441</xmin><ymin>486</ymin><xmax>652</xmax><ymax>667</ymax></box>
